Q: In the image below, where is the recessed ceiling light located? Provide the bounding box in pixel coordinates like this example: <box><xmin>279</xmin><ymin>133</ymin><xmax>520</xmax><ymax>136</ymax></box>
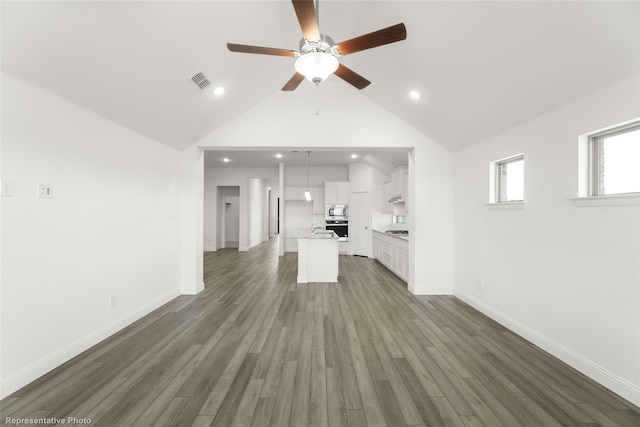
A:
<box><xmin>222</xmin><ymin>158</ymin><xmax>230</xmax><ymax>163</ymax></box>
<box><xmin>351</xmin><ymin>154</ymin><xmax>358</xmax><ymax>159</ymax></box>
<box><xmin>276</xmin><ymin>153</ymin><xmax>283</xmax><ymax>158</ymax></box>
<box><xmin>409</xmin><ymin>90</ymin><xmax>421</xmax><ymax>100</ymax></box>
<box><xmin>213</xmin><ymin>86</ymin><xmax>225</xmax><ymax>96</ymax></box>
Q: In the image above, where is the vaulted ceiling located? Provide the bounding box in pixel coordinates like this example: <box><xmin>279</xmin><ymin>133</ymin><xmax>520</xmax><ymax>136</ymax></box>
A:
<box><xmin>2</xmin><ymin>1</ymin><xmax>638</xmax><ymax>156</ymax></box>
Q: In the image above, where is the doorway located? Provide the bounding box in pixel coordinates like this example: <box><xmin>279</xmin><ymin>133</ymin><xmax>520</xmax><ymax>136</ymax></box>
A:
<box><xmin>218</xmin><ymin>186</ymin><xmax>240</xmax><ymax>249</ymax></box>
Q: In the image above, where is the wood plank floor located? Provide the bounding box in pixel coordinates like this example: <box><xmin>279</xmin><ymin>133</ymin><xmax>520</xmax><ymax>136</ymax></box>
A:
<box><xmin>2</xmin><ymin>236</ymin><xmax>639</xmax><ymax>426</ymax></box>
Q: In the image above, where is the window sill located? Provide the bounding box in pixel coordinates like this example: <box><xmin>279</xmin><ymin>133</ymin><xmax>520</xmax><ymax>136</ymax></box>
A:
<box><xmin>572</xmin><ymin>194</ymin><xmax>640</xmax><ymax>207</ymax></box>
<box><xmin>486</xmin><ymin>201</ymin><xmax>526</xmax><ymax>210</ymax></box>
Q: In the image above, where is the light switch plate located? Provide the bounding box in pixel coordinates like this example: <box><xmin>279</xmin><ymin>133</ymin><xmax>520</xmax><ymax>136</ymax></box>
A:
<box><xmin>38</xmin><ymin>184</ymin><xmax>53</xmax><ymax>199</ymax></box>
<box><xmin>1</xmin><ymin>181</ymin><xmax>14</xmax><ymax>197</ymax></box>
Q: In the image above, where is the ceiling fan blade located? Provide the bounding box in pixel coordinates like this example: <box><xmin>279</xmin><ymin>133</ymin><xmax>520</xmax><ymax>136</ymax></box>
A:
<box><xmin>334</xmin><ymin>64</ymin><xmax>371</xmax><ymax>90</ymax></box>
<box><xmin>292</xmin><ymin>0</ymin><xmax>320</xmax><ymax>42</ymax></box>
<box><xmin>335</xmin><ymin>23</ymin><xmax>407</xmax><ymax>56</ymax></box>
<box><xmin>227</xmin><ymin>43</ymin><xmax>297</xmax><ymax>57</ymax></box>
<box><xmin>282</xmin><ymin>72</ymin><xmax>305</xmax><ymax>91</ymax></box>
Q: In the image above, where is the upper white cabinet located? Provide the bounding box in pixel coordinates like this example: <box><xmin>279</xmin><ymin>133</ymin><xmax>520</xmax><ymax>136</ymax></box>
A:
<box><xmin>381</xmin><ymin>181</ymin><xmax>392</xmax><ymax>212</ymax></box>
<box><xmin>311</xmin><ymin>187</ymin><xmax>324</xmax><ymax>214</ymax></box>
<box><xmin>285</xmin><ymin>187</ymin><xmax>305</xmax><ymax>200</ymax></box>
<box><xmin>388</xmin><ymin>167</ymin><xmax>408</xmax><ymax>203</ymax></box>
<box><xmin>285</xmin><ymin>186</ymin><xmax>324</xmax><ymax>213</ymax></box>
<box><xmin>324</xmin><ymin>181</ymin><xmax>350</xmax><ymax>205</ymax></box>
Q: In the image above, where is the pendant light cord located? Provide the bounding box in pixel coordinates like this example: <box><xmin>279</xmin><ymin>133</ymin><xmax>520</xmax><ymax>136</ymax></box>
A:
<box><xmin>307</xmin><ymin>151</ymin><xmax>310</xmax><ymax>192</ymax></box>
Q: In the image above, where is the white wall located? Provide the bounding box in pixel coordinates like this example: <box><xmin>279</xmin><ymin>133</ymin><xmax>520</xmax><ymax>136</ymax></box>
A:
<box><xmin>203</xmin><ymin>167</ymin><xmax>279</xmax><ymax>251</ymax></box>
<box><xmin>189</xmin><ymin>82</ymin><xmax>454</xmax><ymax>295</ymax></box>
<box><xmin>453</xmin><ymin>74</ymin><xmax>640</xmax><ymax>406</ymax></box>
<box><xmin>248</xmin><ymin>177</ymin><xmax>265</xmax><ymax>248</ymax></box>
<box><xmin>284</xmin><ymin>166</ymin><xmax>348</xmax><ymax>187</ymax></box>
<box><xmin>0</xmin><ymin>74</ymin><xmax>182</xmax><ymax>398</ymax></box>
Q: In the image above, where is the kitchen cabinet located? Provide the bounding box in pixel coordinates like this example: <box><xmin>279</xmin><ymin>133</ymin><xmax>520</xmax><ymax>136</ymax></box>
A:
<box><xmin>338</xmin><ymin>240</ymin><xmax>350</xmax><ymax>255</ymax></box>
<box><xmin>311</xmin><ymin>187</ymin><xmax>324</xmax><ymax>214</ymax></box>
<box><xmin>297</xmin><ymin>237</ymin><xmax>339</xmax><ymax>283</ymax></box>
<box><xmin>324</xmin><ymin>181</ymin><xmax>350</xmax><ymax>205</ymax></box>
<box><xmin>381</xmin><ymin>181</ymin><xmax>392</xmax><ymax>212</ymax></box>
<box><xmin>286</xmin><ymin>186</ymin><xmax>323</xmax><ymax>214</ymax></box>
<box><xmin>285</xmin><ymin>187</ymin><xmax>306</xmax><ymax>200</ymax></box>
<box><xmin>372</xmin><ymin>230</ymin><xmax>408</xmax><ymax>282</ymax></box>
<box><xmin>388</xmin><ymin>166</ymin><xmax>408</xmax><ymax>203</ymax></box>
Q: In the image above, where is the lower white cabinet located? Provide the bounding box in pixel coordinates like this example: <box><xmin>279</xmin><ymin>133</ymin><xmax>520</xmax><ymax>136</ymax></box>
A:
<box><xmin>372</xmin><ymin>231</ymin><xmax>408</xmax><ymax>282</ymax></box>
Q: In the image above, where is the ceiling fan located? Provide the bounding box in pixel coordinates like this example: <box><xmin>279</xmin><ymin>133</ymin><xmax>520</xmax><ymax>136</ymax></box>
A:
<box><xmin>227</xmin><ymin>0</ymin><xmax>407</xmax><ymax>91</ymax></box>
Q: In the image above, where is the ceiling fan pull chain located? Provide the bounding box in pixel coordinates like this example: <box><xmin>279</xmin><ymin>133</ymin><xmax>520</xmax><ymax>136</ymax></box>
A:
<box><xmin>316</xmin><ymin>85</ymin><xmax>320</xmax><ymax>117</ymax></box>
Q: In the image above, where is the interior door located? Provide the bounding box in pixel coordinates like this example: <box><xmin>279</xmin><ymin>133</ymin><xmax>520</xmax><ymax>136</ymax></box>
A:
<box><xmin>351</xmin><ymin>191</ymin><xmax>370</xmax><ymax>257</ymax></box>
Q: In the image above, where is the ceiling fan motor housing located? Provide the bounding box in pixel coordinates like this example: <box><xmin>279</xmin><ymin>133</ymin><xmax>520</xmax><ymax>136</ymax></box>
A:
<box><xmin>299</xmin><ymin>33</ymin><xmax>338</xmax><ymax>56</ymax></box>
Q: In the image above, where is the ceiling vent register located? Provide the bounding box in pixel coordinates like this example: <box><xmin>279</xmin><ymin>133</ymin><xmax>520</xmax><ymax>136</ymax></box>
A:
<box><xmin>190</xmin><ymin>72</ymin><xmax>211</xmax><ymax>90</ymax></box>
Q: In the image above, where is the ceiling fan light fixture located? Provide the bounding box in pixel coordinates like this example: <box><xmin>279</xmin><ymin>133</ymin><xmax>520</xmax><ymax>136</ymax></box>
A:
<box><xmin>295</xmin><ymin>52</ymin><xmax>339</xmax><ymax>85</ymax></box>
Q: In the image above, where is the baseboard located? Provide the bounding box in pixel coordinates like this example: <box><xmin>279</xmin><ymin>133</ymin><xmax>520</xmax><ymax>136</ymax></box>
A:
<box><xmin>203</xmin><ymin>246</ymin><xmax>217</xmax><ymax>252</ymax></box>
<box><xmin>0</xmin><ymin>289</ymin><xmax>181</xmax><ymax>399</ymax></box>
<box><xmin>409</xmin><ymin>282</ymin><xmax>453</xmax><ymax>295</ymax></box>
<box><xmin>454</xmin><ymin>289</ymin><xmax>640</xmax><ymax>407</ymax></box>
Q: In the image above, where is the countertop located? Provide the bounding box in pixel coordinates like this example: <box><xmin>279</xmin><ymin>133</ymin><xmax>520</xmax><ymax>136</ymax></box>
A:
<box><xmin>372</xmin><ymin>229</ymin><xmax>410</xmax><ymax>241</ymax></box>
<box><xmin>287</xmin><ymin>231</ymin><xmax>339</xmax><ymax>240</ymax></box>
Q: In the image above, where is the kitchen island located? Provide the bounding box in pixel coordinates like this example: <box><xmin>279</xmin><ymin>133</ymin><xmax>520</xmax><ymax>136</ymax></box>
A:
<box><xmin>297</xmin><ymin>231</ymin><xmax>339</xmax><ymax>283</ymax></box>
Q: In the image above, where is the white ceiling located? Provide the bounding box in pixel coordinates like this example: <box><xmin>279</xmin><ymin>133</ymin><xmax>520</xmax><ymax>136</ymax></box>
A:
<box><xmin>2</xmin><ymin>1</ymin><xmax>638</xmax><ymax>162</ymax></box>
<box><xmin>203</xmin><ymin>148</ymin><xmax>410</xmax><ymax>174</ymax></box>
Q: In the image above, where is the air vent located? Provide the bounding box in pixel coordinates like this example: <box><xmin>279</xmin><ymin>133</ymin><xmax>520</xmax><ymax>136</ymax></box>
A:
<box><xmin>190</xmin><ymin>72</ymin><xmax>211</xmax><ymax>90</ymax></box>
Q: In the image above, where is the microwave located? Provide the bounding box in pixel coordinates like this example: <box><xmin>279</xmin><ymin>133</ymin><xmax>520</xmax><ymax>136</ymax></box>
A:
<box><xmin>326</xmin><ymin>204</ymin><xmax>348</xmax><ymax>220</ymax></box>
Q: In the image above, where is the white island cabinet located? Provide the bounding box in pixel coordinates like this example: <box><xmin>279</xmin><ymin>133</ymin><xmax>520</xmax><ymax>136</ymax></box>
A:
<box><xmin>297</xmin><ymin>237</ymin><xmax>339</xmax><ymax>283</ymax></box>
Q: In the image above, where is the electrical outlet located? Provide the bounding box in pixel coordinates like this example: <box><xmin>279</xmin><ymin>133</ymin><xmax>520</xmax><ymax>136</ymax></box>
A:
<box><xmin>1</xmin><ymin>181</ymin><xmax>14</xmax><ymax>197</ymax></box>
<box><xmin>109</xmin><ymin>295</ymin><xmax>117</xmax><ymax>308</ymax></box>
<box><xmin>38</xmin><ymin>184</ymin><xmax>53</xmax><ymax>199</ymax></box>
<box><xmin>478</xmin><ymin>280</ymin><xmax>484</xmax><ymax>291</ymax></box>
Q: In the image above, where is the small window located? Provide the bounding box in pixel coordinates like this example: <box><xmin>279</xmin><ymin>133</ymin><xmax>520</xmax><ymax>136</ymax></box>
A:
<box><xmin>496</xmin><ymin>155</ymin><xmax>524</xmax><ymax>202</ymax></box>
<box><xmin>590</xmin><ymin>122</ymin><xmax>640</xmax><ymax>196</ymax></box>
<box><xmin>393</xmin><ymin>215</ymin><xmax>406</xmax><ymax>224</ymax></box>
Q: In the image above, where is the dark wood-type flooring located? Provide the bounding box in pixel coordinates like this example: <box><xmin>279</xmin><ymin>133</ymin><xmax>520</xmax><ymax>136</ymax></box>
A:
<box><xmin>2</xmin><ymin>237</ymin><xmax>639</xmax><ymax>426</ymax></box>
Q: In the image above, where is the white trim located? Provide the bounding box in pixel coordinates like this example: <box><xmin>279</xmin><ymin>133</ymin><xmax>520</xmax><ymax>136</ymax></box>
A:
<box><xmin>409</xmin><ymin>283</ymin><xmax>453</xmax><ymax>295</ymax></box>
<box><xmin>0</xmin><ymin>289</ymin><xmax>181</xmax><ymax>399</ymax></box>
<box><xmin>486</xmin><ymin>201</ymin><xmax>526</xmax><ymax>210</ymax></box>
<box><xmin>454</xmin><ymin>289</ymin><xmax>640</xmax><ymax>407</ymax></box>
<box><xmin>182</xmin><ymin>281</ymin><xmax>205</xmax><ymax>296</ymax></box>
<box><xmin>572</xmin><ymin>194</ymin><xmax>640</xmax><ymax>207</ymax></box>
<box><xmin>204</xmin><ymin>246</ymin><xmax>217</xmax><ymax>252</ymax></box>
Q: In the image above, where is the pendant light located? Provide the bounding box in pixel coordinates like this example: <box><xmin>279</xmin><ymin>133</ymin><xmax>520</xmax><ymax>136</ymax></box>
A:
<box><xmin>305</xmin><ymin>151</ymin><xmax>312</xmax><ymax>201</ymax></box>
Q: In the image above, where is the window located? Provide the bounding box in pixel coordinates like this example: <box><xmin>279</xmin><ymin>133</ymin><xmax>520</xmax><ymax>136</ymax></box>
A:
<box><xmin>496</xmin><ymin>154</ymin><xmax>524</xmax><ymax>202</ymax></box>
<box><xmin>590</xmin><ymin>122</ymin><xmax>640</xmax><ymax>196</ymax></box>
